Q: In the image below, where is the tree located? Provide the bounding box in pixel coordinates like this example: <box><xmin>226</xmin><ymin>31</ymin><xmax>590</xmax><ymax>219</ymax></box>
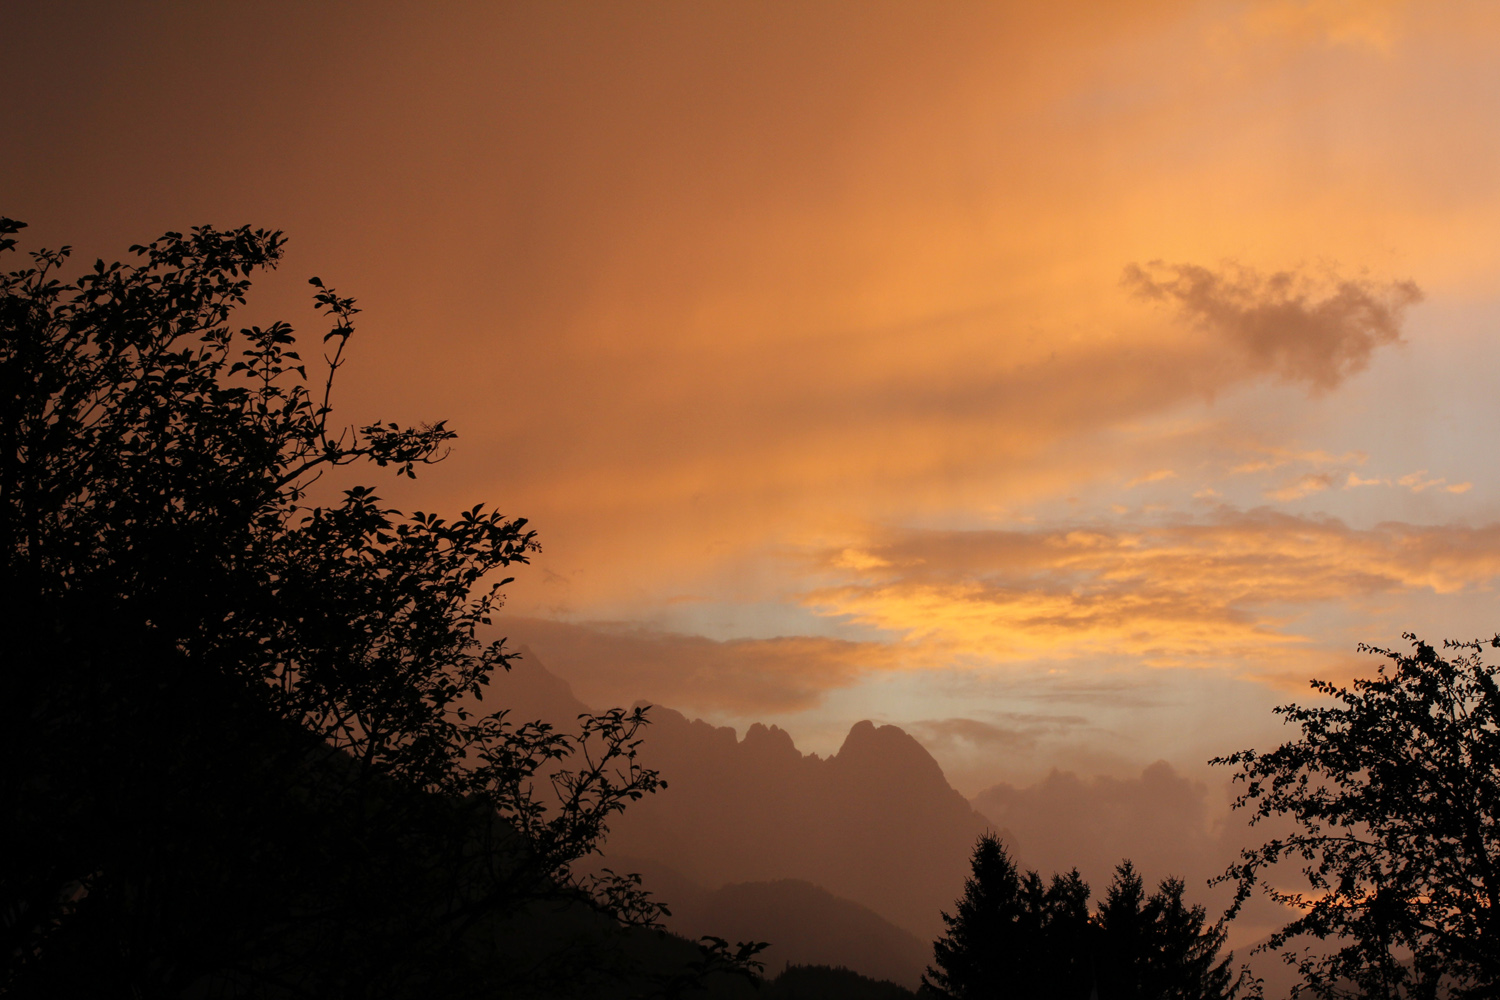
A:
<box><xmin>1040</xmin><ymin>868</ymin><xmax>1096</xmax><ymax>999</ymax></box>
<box><xmin>0</xmin><ymin>218</ymin><xmax>695</xmax><ymax>995</ymax></box>
<box><xmin>927</xmin><ymin>837</ymin><xmax>1243</xmax><ymax>1000</ymax></box>
<box><xmin>925</xmin><ymin>834</ymin><xmax>1043</xmax><ymax>1000</ymax></box>
<box><xmin>1097</xmin><ymin>861</ymin><xmax>1151</xmax><ymax>999</ymax></box>
<box><xmin>1097</xmin><ymin>863</ymin><xmax>1237</xmax><ymax>1000</ymax></box>
<box><xmin>1213</xmin><ymin>633</ymin><xmax>1500</xmax><ymax>998</ymax></box>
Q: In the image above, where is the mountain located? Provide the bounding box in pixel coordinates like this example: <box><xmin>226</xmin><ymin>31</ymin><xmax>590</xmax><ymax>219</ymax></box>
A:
<box><xmin>613</xmin><ymin>858</ymin><xmax>930</xmax><ymax>989</ymax></box>
<box><xmin>486</xmin><ymin>643</ymin><xmax>595</xmax><ymax>726</ymax></box>
<box><xmin>601</xmin><ymin>708</ymin><xmax>992</xmax><ymax>942</ymax></box>
<box><xmin>490</xmin><ymin>649</ymin><xmax>994</xmax><ymax>942</ymax></box>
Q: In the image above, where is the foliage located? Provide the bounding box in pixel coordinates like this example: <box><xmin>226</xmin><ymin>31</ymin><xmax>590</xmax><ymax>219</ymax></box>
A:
<box><xmin>924</xmin><ymin>835</ymin><xmax>1242</xmax><ymax>1000</ymax></box>
<box><xmin>924</xmin><ymin>834</ymin><xmax>1041</xmax><ymax>999</ymax></box>
<box><xmin>762</xmin><ymin>964</ymin><xmax>915</xmax><ymax>1000</ymax></box>
<box><xmin>1096</xmin><ymin>863</ymin><xmax>1239</xmax><ymax>1000</ymax></box>
<box><xmin>0</xmin><ymin>217</ymin><xmax>691</xmax><ymax>994</ymax></box>
<box><xmin>1213</xmin><ymin>633</ymin><xmax>1500</xmax><ymax>998</ymax></box>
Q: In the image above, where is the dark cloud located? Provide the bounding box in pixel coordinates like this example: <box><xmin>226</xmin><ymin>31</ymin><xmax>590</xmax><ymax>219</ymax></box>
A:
<box><xmin>972</xmin><ymin>762</ymin><xmax>1300</xmax><ymax>958</ymax></box>
<box><xmin>1123</xmin><ymin>261</ymin><xmax>1422</xmax><ymax>389</ymax></box>
<box><xmin>976</xmin><ymin>761</ymin><xmax>1218</xmax><ymax>888</ymax></box>
<box><xmin>493</xmin><ymin>616</ymin><xmax>899</xmax><ymax>714</ymax></box>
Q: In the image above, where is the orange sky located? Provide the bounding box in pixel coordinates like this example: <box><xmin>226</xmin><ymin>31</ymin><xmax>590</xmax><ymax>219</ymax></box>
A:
<box><xmin>8</xmin><ymin>0</ymin><xmax>1500</xmax><ymax>791</ymax></box>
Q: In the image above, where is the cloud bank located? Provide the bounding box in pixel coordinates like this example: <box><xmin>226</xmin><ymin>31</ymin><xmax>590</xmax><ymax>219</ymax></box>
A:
<box><xmin>810</xmin><ymin>512</ymin><xmax>1500</xmax><ymax>671</ymax></box>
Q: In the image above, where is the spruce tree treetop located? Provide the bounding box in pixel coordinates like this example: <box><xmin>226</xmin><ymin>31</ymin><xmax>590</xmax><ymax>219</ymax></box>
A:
<box><xmin>925</xmin><ymin>834</ymin><xmax>1041</xmax><ymax>1000</ymax></box>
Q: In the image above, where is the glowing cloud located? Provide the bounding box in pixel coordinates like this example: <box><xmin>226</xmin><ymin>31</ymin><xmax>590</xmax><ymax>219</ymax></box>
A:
<box><xmin>807</xmin><ymin>512</ymin><xmax>1500</xmax><ymax>669</ymax></box>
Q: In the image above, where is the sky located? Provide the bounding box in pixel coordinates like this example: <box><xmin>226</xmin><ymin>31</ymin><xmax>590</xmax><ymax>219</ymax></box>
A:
<box><xmin>7</xmin><ymin>0</ymin><xmax>1500</xmax><ymax>800</ymax></box>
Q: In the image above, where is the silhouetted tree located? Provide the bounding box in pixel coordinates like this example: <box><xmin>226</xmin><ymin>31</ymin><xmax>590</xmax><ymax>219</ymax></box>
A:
<box><xmin>764</xmin><ymin>964</ymin><xmax>916</xmax><ymax>1000</ymax></box>
<box><xmin>1214</xmin><ymin>633</ymin><xmax>1500</xmax><ymax>998</ymax></box>
<box><xmin>925</xmin><ymin>834</ymin><xmax>1044</xmax><ymax>1000</ymax></box>
<box><xmin>928</xmin><ymin>838</ymin><xmax>1243</xmax><ymax>1000</ymax></box>
<box><xmin>0</xmin><ymin>218</ymin><xmax>723</xmax><ymax>996</ymax></box>
<box><xmin>1040</xmin><ymin>869</ymin><xmax>1096</xmax><ymax>999</ymax></box>
<box><xmin>1098</xmin><ymin>863</ymin><xmax>1237</xmax><ymax>1000</ymax></box>
<box><xmin>1097</xmin><ymin>861</ymin><xmax>1151</xmax><ymax>999</ymax></box>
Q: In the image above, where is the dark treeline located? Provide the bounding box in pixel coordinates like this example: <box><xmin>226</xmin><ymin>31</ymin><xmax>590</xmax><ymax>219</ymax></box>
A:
<box><xmin>925</xmin><ymin>835</ymin><xmax>1244</xmax><ymax>1000</ymax></box>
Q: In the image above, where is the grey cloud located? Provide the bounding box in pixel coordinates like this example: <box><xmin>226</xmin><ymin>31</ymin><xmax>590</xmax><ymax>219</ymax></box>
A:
<box><xmin>1124</xmin><ymin>261</ymin><xmax>1422</xmax><ymax>389</ymax></box>
<box><xmin>492</xmin><ymin>616</ymin><xmax>898</xmax><ymax>715</ymax></box>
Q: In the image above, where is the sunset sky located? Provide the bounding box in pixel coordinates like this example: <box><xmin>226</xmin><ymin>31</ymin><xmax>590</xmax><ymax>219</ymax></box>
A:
<box><xmin>9</xmin><ymin>0</ymin><xmax>1500</xmax><ymax>797</ymax></box>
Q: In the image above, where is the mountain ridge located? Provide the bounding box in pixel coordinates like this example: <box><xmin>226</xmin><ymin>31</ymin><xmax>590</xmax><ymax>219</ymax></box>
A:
<box><xmin>488</xmin><ymin>646</ymin><xmax>995</xmax><ymax>942</ymax></box>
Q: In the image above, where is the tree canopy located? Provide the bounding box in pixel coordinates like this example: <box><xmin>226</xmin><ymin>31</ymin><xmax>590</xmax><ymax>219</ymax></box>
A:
<box><xmin>1214</xmin><ymin>633</ymin><xmax>1500</xmax><ymax>998</ymax></box>
<box><xmin>0</xmin><ymin>218</ymin><xmax>695</xmax><ymax>995</ymax></box>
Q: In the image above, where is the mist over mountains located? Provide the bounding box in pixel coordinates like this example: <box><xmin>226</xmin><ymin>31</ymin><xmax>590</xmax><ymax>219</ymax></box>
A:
<box><xmin>492</xmin><ymin>646</ymin><xmax>992</xmax><ymax>943</ymax></box>
<box><xmin>488</xmin><ymin>644</ymin><xmax>1285</xmax><ymax>989</ymax></box>
<box><xmin>614</xmin><ymin>862</ymin><xmax>930</xmax><ymax>989</ymax></box>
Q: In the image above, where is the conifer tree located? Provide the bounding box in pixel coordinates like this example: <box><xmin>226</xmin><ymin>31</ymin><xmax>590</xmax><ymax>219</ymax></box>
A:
<box><xmin>925</xmin><ymin>834</ymin><xmax>1043</xmax><ymax>1000</ymax></box>
<box><xmin>928</xmin><ymin>841</ymin><xmax>1244</xmax><ymax>1000</ymax></box>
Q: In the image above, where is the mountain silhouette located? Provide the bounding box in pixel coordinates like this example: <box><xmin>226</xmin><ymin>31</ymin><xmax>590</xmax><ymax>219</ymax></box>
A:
<box><xmin>489</xmin><ymin>643</ymin><xmax>595</xmax><ymax>725</ymax></box>
<box><xmin>612</xmin><ymin>858</ymin><xmax>929</xmax><ymax>988</ymax></box>
<box><xmin>489</xmin><ymin>649</ymin><xmax>994</xmax><ymax>941</ymax></box>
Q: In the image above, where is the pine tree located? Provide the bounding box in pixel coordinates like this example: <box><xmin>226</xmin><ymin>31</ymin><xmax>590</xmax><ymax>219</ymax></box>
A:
<box><xmin>1098</xmin><ymin>862</ymin><xmax>1239</xmax><ymax>1000</ymax></box>
<box><xmin>1140</xmin><ymin>877</ymin><xmax>1237</xmax><ymax>1000</ymax></box>
<box><xmin>927</xmin><ymin>843</ymin><xmax>1245</xmax><ymax>1000</ymax></box>
<box><xmin>924</xmin><ymin>834</ymin><xmax>1043</xmax><ymax>1000</ymax></box>
<box><xmin>1097</xmin><ymin>861</ymin><xmax>1151</xmax><ymax>999</ymax></box>
<box><xmin>1043</xmin><ymin>869</ymin><xmax>1096</xmax><ymax>1000</ymax></box>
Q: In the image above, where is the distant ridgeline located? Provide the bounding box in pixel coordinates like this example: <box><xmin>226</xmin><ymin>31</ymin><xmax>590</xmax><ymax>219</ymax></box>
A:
<box><xmin>492</xmin><ymin>647</ymin><xmax>1000</xmax><ymax>985</ymax></box>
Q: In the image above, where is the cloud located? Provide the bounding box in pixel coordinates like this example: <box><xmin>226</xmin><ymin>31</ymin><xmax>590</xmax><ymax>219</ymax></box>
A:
<box><xmin>806</xmin><ymin>511</ymin><xmax>1500</xmax><ymax>669</ymax></box>
<box><xmin>908</xmin><ymin>717</ymin><xmax>1037</xmax><ymax>753</ymax></box>
<box><xmin>1398</xmin><ymin>469</ymin><xmax>1472</xmax><ymax>494</ymax></box>
<box><xmin>971</xmin><ymin>761</ymin><xmax>1304</xmax><ymax>953</ymax></box>
<box><xmin>1126</xmin><ymin>469</ymin><xmax>1177</xmax><ymax>488</ymax></box>
<box><xmin>499</xmin><ymin>507</ymin><xmax>1500</xmax><ymax>719</ymax></box>
<box><xmin>905</xmin><ymin>711</ymin><xmax>1092</xmax><ymax>757</ymax></box>
<box><xmin>1246</xmin><ymin>0</ymin><xmax>1410</xmax><ymax>53</ymax></box>
<box><xmin>975</xmin><ymin>762</ymin><xmax>1220</xmax><ymax>888</ymax></box>
<box><xmin>1124</xmin><ymin>261</ymin><xmax>1422</xmax><ymax>390</ymax></box>
<box><xmin>1264</xmin><ymin>471</ymin><xmax>1337</xmax><ymax>501</ymax></box>
<box><xmin>1229</xmin><ymin>446</ymin><xmax>1366</xmax><ymax>476</ymax></box>
<box><xmin>492</xmin><ymin>616</ymin><xmax>900</xmax><ymax>714</ymax></box>
<box><xmin>834</xmin><ymin>548</ymin><xmax>892</xmax><ymax>570</ymax></box>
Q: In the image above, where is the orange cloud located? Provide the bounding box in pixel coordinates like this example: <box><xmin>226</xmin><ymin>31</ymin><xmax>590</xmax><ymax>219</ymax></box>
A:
<box><xmin>1265</xmin><ymin>471</ymin><xmax>1337</xmax><ymax>501</ymax></box>
<box><xmin>1246</xmin><ymin>0</ymin><xmax>1410</xmax><ymax>53</ymax></box>
<box><xmin>807</xmin><ymin>512</ymin><xmax>1500</xmax><ymax>669</ymax></box>
<box><xmin>1126</xmin><ymin>469</ymin><xmax>1177</xmax><ymax>488</ymax></box>
<box><xmin>1229</xmin><ymin>446</ymin><xmax>1366</xmax><ymax>476</ymax></box>
<box><xmin>1398</xmin><ymin>470</ymin><xmax>1473</xmax><ymax>495</ymax></box>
